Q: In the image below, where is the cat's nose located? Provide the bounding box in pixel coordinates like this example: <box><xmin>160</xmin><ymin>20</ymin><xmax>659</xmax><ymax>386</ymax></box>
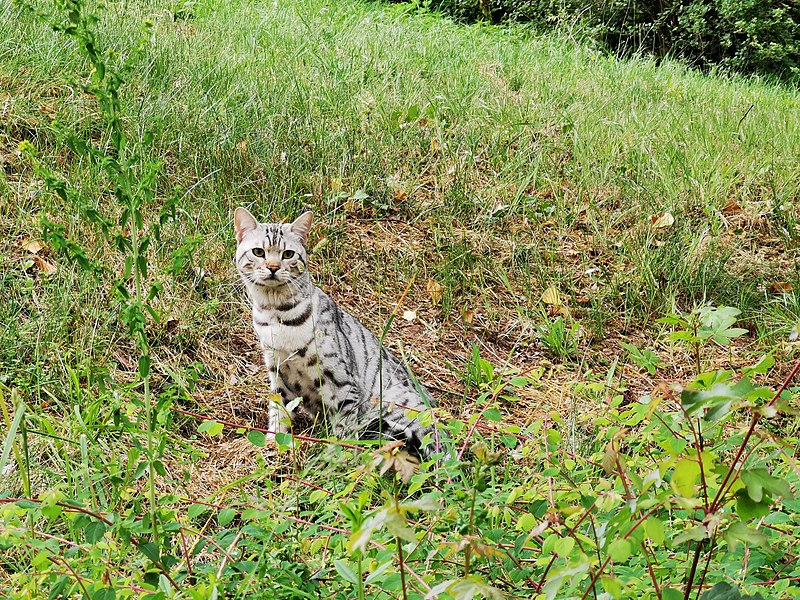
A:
<box><xmin>266</xmin><ymin>261</ymin><xmax>280</xmax><ymax>272</ymax></box>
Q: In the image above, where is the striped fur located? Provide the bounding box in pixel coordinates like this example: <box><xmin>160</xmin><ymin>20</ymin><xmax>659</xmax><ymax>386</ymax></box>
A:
<box><xmin>234</xmin><ymin>208</ymin><xmax>439</xmax><ymax>459</ymax></box>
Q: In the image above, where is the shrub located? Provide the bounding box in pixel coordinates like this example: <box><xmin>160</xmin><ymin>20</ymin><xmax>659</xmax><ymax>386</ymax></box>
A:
<box><xmin>414</xmin><ymin>0</ymin><xmax>800</xmax><ymax>82</ymax></box>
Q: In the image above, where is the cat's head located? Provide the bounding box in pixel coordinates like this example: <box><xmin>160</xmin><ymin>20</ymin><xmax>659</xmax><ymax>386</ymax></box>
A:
<box><xmin>234</xmin><ymin>207</ymin><xmax>312</xmax><ymax>290</ymax></box>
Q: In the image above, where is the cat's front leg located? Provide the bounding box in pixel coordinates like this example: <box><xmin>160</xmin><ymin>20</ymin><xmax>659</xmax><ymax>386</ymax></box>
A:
<box><xmin>266</xmin><ymin>369</ymin><xmax>291</xmax><ymax>437</ymax></box>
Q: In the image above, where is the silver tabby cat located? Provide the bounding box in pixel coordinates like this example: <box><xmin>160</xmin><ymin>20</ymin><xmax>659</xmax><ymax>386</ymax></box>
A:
<box><xmin>234</xmin><ymin>207</ymin><xmax>440</xmax><ymax>459</ymax></box>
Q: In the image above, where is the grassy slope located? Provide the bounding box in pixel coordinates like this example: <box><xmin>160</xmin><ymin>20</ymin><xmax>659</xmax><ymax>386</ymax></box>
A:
<box><xmin>2</xmin><ymin>0</ymin><xmax>800</xmax><ymax>596</ymax></box>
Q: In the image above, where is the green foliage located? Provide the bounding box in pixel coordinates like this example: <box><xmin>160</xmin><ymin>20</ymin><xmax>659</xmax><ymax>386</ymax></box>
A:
<box><xmin>660</xmin><ymin>305</ymin><xmax>749</xmax><ymax>375</ymax></box>
<box><xmin>535</xmin><ymin>316</ymin><xmax>580</xmax><ymax>359</ymax></box>
<box><xmin>414</xmin><ymin>0</ymin><xmax>800</xmax><ymax>82</ymax></box>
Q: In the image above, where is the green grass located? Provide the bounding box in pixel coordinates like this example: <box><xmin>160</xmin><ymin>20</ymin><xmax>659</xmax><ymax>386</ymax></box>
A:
<box><xmin>2</xmin><ymin>0</ymin><xmax>800</xmax><ymax>597</ymax></box>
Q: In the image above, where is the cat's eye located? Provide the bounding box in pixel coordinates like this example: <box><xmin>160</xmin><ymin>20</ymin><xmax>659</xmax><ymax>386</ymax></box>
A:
<box><xmin>282</xmin><ymin>250</ymin><xmax>295</xmax><ymax>260</ymax></box>
<box><xmin>252</xmin><ymin>248</ymin><xmax>265</xmax><ymax>258</ymax></box>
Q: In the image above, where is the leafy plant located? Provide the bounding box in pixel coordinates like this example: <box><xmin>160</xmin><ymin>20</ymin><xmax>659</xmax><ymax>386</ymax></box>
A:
<box><xmin>535</xmin><ymin>316</ymin><xmax>580</xmax><ymax>359</ymax></box>
<box><xmin>659</xmin><ymin>305</ymin><xmax>748</xmax><ymax>375</ymax></box>
<box><xmin>621</xmin><ymin>341</ymin><xmax>665</xmax><ymax>375</ymax></box>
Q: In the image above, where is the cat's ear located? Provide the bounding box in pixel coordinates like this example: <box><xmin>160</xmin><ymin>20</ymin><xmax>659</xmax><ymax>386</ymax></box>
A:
<box><xmin>234</xmin><ymin>207</ymin><xmax>258</xmax><ymax>243</ymax></box>
<box><xmin>290</xmin><ymin>211</ymin><xmax>313</xmax><ymax>246</ymax></box>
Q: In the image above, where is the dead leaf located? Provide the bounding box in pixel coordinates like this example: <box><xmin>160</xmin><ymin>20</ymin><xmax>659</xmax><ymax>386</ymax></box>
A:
<box><xmin>650</xmin><ymin>212</ymin><xmax>675</xmax><ymax>229</ymax></box>
<box><xmin>21</xmin><ymin>239</ymin><xmax>45</xmax><ymax>254</ymax></box>
<box><xmin>769</xmin><ymin>282</ymin><xmax>793</xmax><ymax>294</ymax></box>
<box><xmin>461</xmin><ymin>309</ymin><xmax>474</xmax><ymax>325</ymax></box>
<box><xmin>236</xmin><ymin>139</ymin><xmax>248</xmax><ymax>153</ymax></box>
<box><xmin>426</xmin><ymin>279</ymin><xmax>443</xmax><ymax>305</ymax></box>
<box><xmin>790</xmin><ymin>325</ymin><xmax>799</xmax><ymax>342</ymax></box>
<box><xmin>430</xmin><ymin>137</ymin><xmax>441</xmax><ymax>154</ymax></box>
<box><xmin>721</xmin><ymin>200</ymin><xmax>741</xmax><ymax>215</ymax></box>
<box><xmin>541</xmin><ymin>286</ymin><xmax>562</xmax><ymax>306</ymax></box>
<box><xmin>402</xmin><ymin>310</ymin><xmax>416</xmax><ymax>322</ymax></box>
<box><xmin>32</xmin><ymin>255</ymin><xmax>57</xmax><ymax>274</ymax></box>
<box><xmin>576</xmin><ymin>294</ymin><xmax>591</xmax><ymax>306</ymax></box>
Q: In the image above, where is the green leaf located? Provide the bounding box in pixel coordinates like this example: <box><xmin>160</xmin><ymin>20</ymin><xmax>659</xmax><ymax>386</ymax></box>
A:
<box><xmin>735</xmin><ymin>490</ymin><xmax>771</xmax><ymax>520</ymax></box>
<box><xmin>723</xmin><ymin>522</ymin><xmax>768</xmax><ymax>552</ymax></box>
<box><xmin>198</xmin><ymin>420</ymin><xmax>224</xmax><ymax>436</ymax></box>
<box><xmin>740</xmin><ymin>468</ymin><xmax>793</xmax><ymax>502</ymax></box>
<box><xmin>700</xmin><ymin>582</ymin><xmax>765</xmax><ymax>600</ymax></box>
<box><xmin>643</xmin><ymin>517</ymin><xmax>665</xmax><ymax>545</ymax></box>
<box><xmin>275</xmin><ymin>432</ymin><xmax>293</xmax><ymax>448</ymax></box>
<box><xmin>483</xmin><ymin>408</ymin><xmax>502</xmax><ymax>422</ymax></box>
<box><xmin>333</xmin><ymin>559</ymin><xmax>359</xmax><ymax>585</ymax></box>
<box><xmin>85</xmin><ymin>520</ymin><xmax>107</xmax><ymax>543</ymax></box>
<box><xmin>187</xmin><ymin>504</ymin><xmax>209</xmax><ymax>519</ymax></box>
<box><xmin>607</xmin><ymin>538</ymin><xmax>631</xmax><ymax>562</ymax></box>
<box><xmin>672</xmin><ymin>458</ymin><xmax>701</xmax><ymax>497</ymax></box>
<box><xmin>218</xmin><ymin>508</ymin><xmax>237</xmax><ymax>527</ymax></box>
<box><xmin>662</xmin><ymin>588</ymin><xmax>683</xmax><ymax>600</ymax></box>
<box><xmin>138</xmin><ymin>541</ymin><xmax>160</xmax><ymax>563</ymax></box>
<box><xmin>509</xmin><ymin>377</ymin><xmax>528</xmax><ymax>387</ymax></box>
<box><xmin>672</xmin><ymin>525</ymin><xmax>707</xmax><ymax>546</ymax></box>
<box><xmin>553</xmin><ymin>537</ymin><xmax>575</xmax><ymax>557</ymax></box>
<box><xmin>247</xmin><ymin>430</ymin><xmax>266</xmax><ymax>447</ymax></box>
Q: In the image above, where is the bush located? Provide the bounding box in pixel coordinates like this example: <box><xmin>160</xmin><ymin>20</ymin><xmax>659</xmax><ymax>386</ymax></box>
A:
<box><xmin>417</xmin><ymin>0</ymin><xmax>800</xmax><ymax>82</ymax></box>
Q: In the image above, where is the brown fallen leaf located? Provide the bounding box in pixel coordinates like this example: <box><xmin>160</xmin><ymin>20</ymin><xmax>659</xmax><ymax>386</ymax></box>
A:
<box><xmin>32</xmin><ymin>255</ymin><xmax>57</xmax><ymax>274</ymax></box>
<box><xmin>426</xmin><ymin>279</ymin><xmax>444</xmax><ymax>305</ymax></box>
<box><xmin>769</xmin><ymin>281</ymin><xmax>793</xmax><ymax>294</ymax></box>
<box><xmin>721</xmin><ymin>200</ymin><xmax>741</xmax><ymax>215</ymax></box>
<box><xmin>21</xmin><ymin>238</ymin><xmax>45</xmax><ymax>254</ymax></box>
<box><xmin>651</xmin><ymin>212</ymin><xmax>675</xmax><ymax>229</ymax></box>
<box><xmin>461</xmin><ymin>309</ymin><xmax>474</xmax><ymax>325</ymax></box>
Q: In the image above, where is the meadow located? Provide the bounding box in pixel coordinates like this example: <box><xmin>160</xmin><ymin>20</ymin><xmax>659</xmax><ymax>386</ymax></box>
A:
<box><xmin>1</xmin><ymin>0</ymin><xmax>800</xmax><ymax>597</ymax></box>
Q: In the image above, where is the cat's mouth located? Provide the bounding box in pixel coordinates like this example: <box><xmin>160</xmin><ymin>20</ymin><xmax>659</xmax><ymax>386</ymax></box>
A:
<box><xmin>254</xmin><ymin>273</ymin><xmax>286</xmax><ymax>287</ymax></box>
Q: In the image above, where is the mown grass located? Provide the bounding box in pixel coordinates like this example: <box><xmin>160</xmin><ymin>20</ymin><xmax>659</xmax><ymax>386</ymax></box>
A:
<box><xmin>2</xmin><ymin>0</ymin><xmax>800</xmax><ymax>597</ymax></box>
